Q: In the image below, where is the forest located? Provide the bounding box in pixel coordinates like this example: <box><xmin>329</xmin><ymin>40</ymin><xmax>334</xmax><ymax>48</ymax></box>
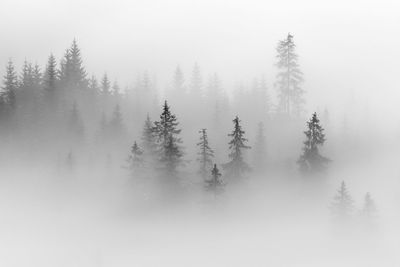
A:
<box><xmin>0</xmin><ymin>33</ymin><xmax>396</xmax><ymax>266</ymax></box>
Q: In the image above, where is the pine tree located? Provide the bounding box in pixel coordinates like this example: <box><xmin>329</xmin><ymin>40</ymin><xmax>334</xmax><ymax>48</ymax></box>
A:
<box><xmin>18</xmin><ymin>60</ymin><xmax>34</xmax><ymax>107</ymax></box>
<box><xmin>109</xmin><ymin>104</ymin><xmax>125</xmax><ymax>137</ymax></box>
<box><xmin>112</xmin><ymin>81</ymin><xmax>121</xmax><ymax>97</ymax></box>
<box><xmin>98</xmin><ymin>111</ymin><xmax>108</xmax><ymax>140</ymax></box>
<box><xmin>190</xmin><ymin>63</ymin><xmax>203</xmax><ymax>97</ymax></box>
<box><xmin>206</xmin><ymin>164</ymin><xmax>224</xmax><ymax>194</ymax></box>
<box><xmin>172</xmin><ymin>65</ymin><xmax>185</xmax><ymax>94</ymax></box>
<box><xmin>68</xmin><ymin>39</ymin><xmax>87</xmax><ymax>88</ymax></box>
<box><xmin>361</xmin><ymin>192</ymin><xmax>377</xmax><ymax>220</ymax></box>
<box><xmin>128</xmin><ymin>141</ymin><xmax>144</xmax><ymax>171</ymax></box>
<box><xmin>330</xmin><ymin>181</ymin><xmax>354</xmax><ymax>220</ymax></box>
<box><xmin>153</xmin><ymin>100</ymin><xmax>183</xmax><ymax>175</ymax></box>
<box><xmin>140</xmin><ymin>114</ymin><xmax>157</xmax><ymax>160</ymax></box>
<box><xmin>197</xmin><ymin>128</ymin><xmax>214</xmax><ymax>179</ymax></box>
<box><xmin>59</xmin><ymin>49</ymin><xmax>71</xmax><ymax>86</ymax></box>
<box><xmin>298</xmin><ymin>112</ymin><xmax>329</xmax><ymax>174</ymax></box>
<box><xmin>68</xmin><ymin>101</ymin><xmax>85</xmax><ymax>142</ymax></box>
<box><xmin>275</xmin><ymin>33</ymin><xmax>305</xmax><ymax>117</ymax></box>
<box><xmin>223</xmin><ymin>116</ymin><xmax>251</xmax><ymax>179</ymax></box>
<box><xmin>88</xmin><ymin>75</ymin><xmax>99</xmax><ymax>93</ymax></box>
<box><xmin>43</xmin><ymin>54</ymin><xmax>58</xmax><ymax>107</ymax></box>
<box><xmin>2</xmin><ymin>59</ymin><xmax>18</xmax><ymax>113</ymax></box>
<box><xmin>101</xmin><ymin>73</ymin><xmax>111</xmax><ymax>96</ymax></box>
<box><xmin>253</xmin><ymin>122</ymin><xmax>267</xmax><ymax>170</ymax></box>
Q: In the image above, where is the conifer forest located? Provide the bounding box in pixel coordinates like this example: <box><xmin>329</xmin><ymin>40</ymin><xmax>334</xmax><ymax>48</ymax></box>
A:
<box><xmin>0</xmin><ymin>0</ymin><xmax>399</xmax><ymax>266</ymax></box>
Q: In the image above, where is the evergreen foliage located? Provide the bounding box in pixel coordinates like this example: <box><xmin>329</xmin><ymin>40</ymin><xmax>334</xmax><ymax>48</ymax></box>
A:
<box><xmin>223</xmin><ymin>116</ymin><xmax>251</xmax><ymax>179</ymax></box>
<box><xmin>298</xmin><ymin>112</ymin><xmax>329</xmax><ymax>174</ymax></box>
<box><xmin>197</xmin><ymin>128</ymin><xmax>214</xmax><ymax>178</ymax></box>
<box><xmin>330</xmin><ymin>181</ymin><xmax>354</xmax><ymax>220</ymax></box>
<box><xmin>275</xmin><ymin>33</ymin><xmax>305</xmax><ymax>117</ymax></box>
<box><xmin>153</xmin><ymin>101</ymin><xmax>183</xmax><ymax>175</ymax></box>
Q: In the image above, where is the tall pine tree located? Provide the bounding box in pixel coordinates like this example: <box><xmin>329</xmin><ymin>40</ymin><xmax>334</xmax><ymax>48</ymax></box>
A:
<box><xmin>2</xmin><ymin>59</ymin><xmax>18</xmax><ymax>114</ymax></box>
<box><xmin>128</xmin><ymin>141</ymin><xmax>144</xmax><ymax>172</ymax></box>
<box><xmin>298</xmin><ymin>112</ymin><xmax>329</xmax><ymax>174</ymax></box>
<box><xmin>223</xmin><ymin>116</ymin><xmax>251</xmax><ymax>179</ymax></box>
<box><xmin>197</xmin><ymin>128</ymin><xmax>214</xmax><ymax>179</ymax></box>
<box><xmin>43</xmin><ymin>54</ymin><xmax>58</xmax><ymax>108</ymax></box>
<box><xmin>253</xmin><ymin>122</ymin><xmax>267</xmax><ymax>171</ymax></box>
<box><xmin>275</xmin><ymin>33</ymin><xmax>305</xmax><ymax>118</ymax></box>
<box><xmin>330</xmin><ymin>181</ymin><xmax>354</xmax><ymax>221</ymax></box>
<box><xmin>153</xmin><ymin>101</ymin><xmax>183</xmax><ymax>176</ymax></box>
<box><xmin>140</xmin><ymin>114</ymin><xmax>158</xmax><ymax>162</ymax></box>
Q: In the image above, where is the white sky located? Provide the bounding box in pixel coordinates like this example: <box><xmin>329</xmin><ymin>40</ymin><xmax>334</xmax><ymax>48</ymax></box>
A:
<box><xmin>0</xmin><ymin>0</ymin><xmax>399</xmax><ymax>120</ymax></box>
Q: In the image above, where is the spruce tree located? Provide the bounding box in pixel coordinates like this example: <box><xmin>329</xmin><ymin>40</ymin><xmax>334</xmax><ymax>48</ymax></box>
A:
<box><xmin>128</xmin><ymin>141</ymin><xmax>144</xmax><ymax>171</ymax></box>
<box><xmin>140</xmin><ymin>114</ymin><xmax>157</xmax><ymax>161</ymax></box>
<box><xmin>88</xmin><ymin>75</ymin><xmax>99</xmax><ymax>93</ymax></box>
<box><xmin>18</xmin><ymin>60</ymin><xmax>34</xmax><ymax>107</ymax></box>
<box><xmin>68</xmin><ymin>39</ymin><xmax>87</xmax><ymax>88</ymax></box>
<box><xmin>298</xmin><ymin>112</ymin><xmax>329</xmax><ymax>174</ymax></box>
<box><xmin>43</xmin><ymin>54</ymin><xmax>58</xmax><ymax>107</ymax></box>
<box><xmin>190</xmin><ymin>63</ymin><xmax>203</xmax><ymax>97</ymax></box>
<box><xmin>172</xmin><ymin>65</ymin><xmax>185</xmax><ymax>94</ymax></box>
<box><xmin>112</xmin><ymin>81</ymin><xmax>121</xmax><ymax>97</ymax></box>
<box><xmin>275</xmin><ymin>33</ymin><xmax>305</xmax><ymax>117</ymax></box>
<box><xmin>330</xmin><ymin>181</ymin><xmax>354</xmax><ymax>221</ymax></box>
<box><xmin>361</xmin><ymin>192</ymin><xmax>377</xmax><ymax>220</ymax></box>
<box><xmin>109</xmin><ymin>104</ymin><xmax>125</xmax><ymax>137</ymax></box>
<box><xmin>206</xmin><ymin>164</ymin><xmax>224</xmax><ymax>194</ymax></box>
<box><xmin>253</xmin><ymin>122</ymin><xmax>267</xmax><ymax>171</ymax></box>
<box><xmin>59</xmin><ymin>49</ymin><xmax>71</xmax><ymax>86</ymax></box>
<box><xmin>153</xmin><ymin>100</ymin><xmax>183</xmax><ymax>175</ymax></box>
<box><xmin>223</xmin><ymin>116</ymin><xmax>251</xmax><ymax>179</ymax></box>
<box><xmin>197</xmin><ymin>128</ymin><xmax>214</xmax><ymax>179</ymax></box>
<box><xmin>101</xmin><ymin>73</ymin><xmax>111</xmax><ymax>96</ymax></box>
<box><xmin>2</xmin><ymin>59</ymin><xmax>18</xmax><ymax>113</ymax></box>
<box><xmin>98</xmin><ymin>111</ymin><xmax>108</xmax><ymax>141</ymax></box>
<box><xmin>68</xmin><ymin>101</ymin><xmax>84</xmax><ymax>142</ymax></box>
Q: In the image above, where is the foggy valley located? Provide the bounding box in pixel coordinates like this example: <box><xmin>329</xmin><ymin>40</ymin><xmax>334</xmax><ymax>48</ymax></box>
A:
<box><xmin>0</xmin><ymin>0</ymin><xmax>400</xmax><ymax>266</ymax></box>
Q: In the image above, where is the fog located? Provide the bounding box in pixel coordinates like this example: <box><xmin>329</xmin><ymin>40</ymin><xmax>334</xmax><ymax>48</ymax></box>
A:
<box><xmin>0</xmin><ymin>0</ymin><xmax>400</xmax><ymax>266</ymax></box>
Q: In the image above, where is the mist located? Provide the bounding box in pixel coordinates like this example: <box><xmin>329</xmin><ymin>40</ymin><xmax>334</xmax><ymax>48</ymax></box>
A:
<box><xmin>0</xmin><ymin>0</ymin><xmax>400</xmax><ymax>266</ymax></box>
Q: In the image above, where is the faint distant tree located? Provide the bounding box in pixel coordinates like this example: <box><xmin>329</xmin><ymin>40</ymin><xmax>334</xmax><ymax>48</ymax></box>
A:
<box><xmin>2</xmin><ymin>59</ymin><xmax>18</xmax><ymax>114</ymax></box>
<box><xmin>223</xmin><ymin>116</ymin><xmax>251</xmax><ymax>179</ymax></box>
<box><xmin>206</xmin><ymin>164</ymin><xmax>224</xmax><ymax>195</ymax></box>
<box><xmin>59</xmin><ymin>39</ymin><xmax>88</xmax><ymax>93</ymax></box>
<box><xmin>190</xmin><ymin>63</ymin><xmax>203</xmax><ymax>97</ymax></box>
<box><xmin>65</xmin><ymin>151</ymin><xmax>76</xmax><ymax>171</ymax></box>
<box><xmin>253</xmin><ymin>122</ymin><xmax>267</xmax><ymax>171</ymax></box>
<box><xmin>298</xmin><ymin>112</ymin><xmax>329</xmax><ymax>174</ymax></box>
<box><xmin>101</xmin><ymin>73</ymin><xmax>111</xmax><ymax>96</ymax></box>
<box><xmin>171</xmin><ymin>65</ymin><xmax>185</xmax><ymax>96</ymax></box>
<box><xmin>109</xmin><ymin>104</ymin><xmax>125</xmax><ymax>138</ymax></box>
<box><xmin>59</xmin><ymin>48</ymin><xmax>71</xmax><ymax>86</ymax></box>
<box><xmin>361</xmin><ymin>192</ymin><xmax>377</xmax><ymax>222</ymax></box>
<box><xmin>153</xmin><ymin>101</ymin><xmax>183</xmax><ymax>175</ymax></box>
<box><xmin>97</xmin><ymin>111</ymin><xmax>109</xmax><ymax>143</ymax></box>
<box><xmin>31</xmin><ymin>64</ymin><xmax>42</xmax><ymax>102</ymax></box>
<box><xmin>68</xmin><ymin>101</ymin><xmax>85</xmax><ymax>142</ymax></box>
<box><xmin>18</xmin><ymin>60</ymin><xmax>34</xmax><ymax>108</ymax></box>
<box><xmin>140</xmin><ymin>114</ymin><xmax>158</xmax><ymax>161</ymax></box>
<box><xmin>330</xmin><ymin>181</ymin><xmax>354</xmax><ymax>221</ymax></box>
<box><xmin>127</xmin><ymin>141</ymin><xmax>144</xmax><ymax>171</ymax></box>
<box><xmin>88</xmin><ymin>75</ymin><xmax>99</xmax><ymax>92</ymax></box>
<box><xmin>275</xmin><ymin>33</ymin><xmax>305</xmax><ymax>117</ymax></box>
<box><xmin>43</xmin><ymin>54</ymin><xmax>58</xmax><ymax>108</ymax></box>
<box><xmin>112</xmin><ymin>81</ymin><xmax>121</xmax><ymax>97</ymax></box>
<box><xmin>197</xmin><ymin>128</ymin><xmax>214</xmax><ymax>179</ymax></box>
<box><xmin>259</xmin><ymin>76</ymin><xmax>271</xmax><ymax>117</ymax></box>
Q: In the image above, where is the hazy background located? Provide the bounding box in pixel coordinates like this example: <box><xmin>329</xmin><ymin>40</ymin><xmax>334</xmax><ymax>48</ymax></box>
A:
<box><xmin>1</xmin><ymin>0</ymin><xmax>399</xmax><ymax>121</ymax></box>
<box><xmin>0</xmin><ymin>0</ymin><xmax>399</xmax><ymax>266</ymax></box>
